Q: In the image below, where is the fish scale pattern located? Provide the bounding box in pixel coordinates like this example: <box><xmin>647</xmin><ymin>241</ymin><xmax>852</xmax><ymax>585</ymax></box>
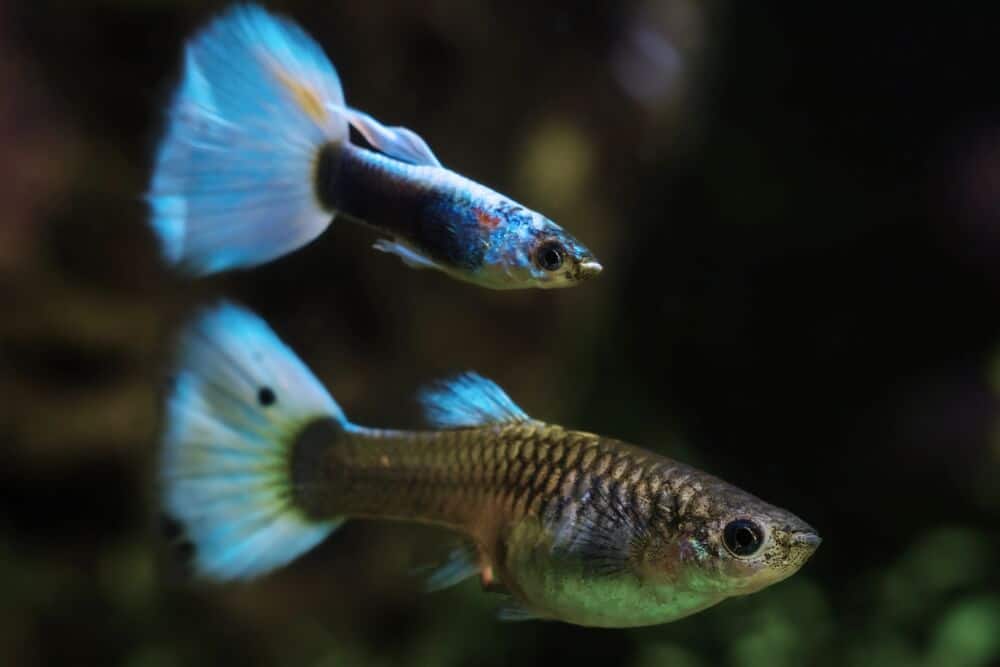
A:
<box><xmin>293</xmin><ymin>420</ymin><xmax>714</xmax><ymax>544</ymax></box>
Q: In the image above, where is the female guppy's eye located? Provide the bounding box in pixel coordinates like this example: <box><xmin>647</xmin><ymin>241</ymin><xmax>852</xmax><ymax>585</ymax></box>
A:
<box><xmin>535</xmin><ymin>242</ymin><xmax>565</xmax><ymax>272</ymax></box>
<box><xmin>723</xmin><ymin>519</ymin><xmax>764</xmax><ymax>557</ymax></box>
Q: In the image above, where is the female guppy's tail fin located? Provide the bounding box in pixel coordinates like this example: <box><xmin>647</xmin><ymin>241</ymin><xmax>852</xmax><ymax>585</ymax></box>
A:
<box><xmin>146</xmin><ymin>4</ymin><xmax>347</xmax><ymax>276</ymax></box>
<box><xmin>160</xmin><ymin>302</ymin><xmax>345</xmax><ymax>581</ymax></box>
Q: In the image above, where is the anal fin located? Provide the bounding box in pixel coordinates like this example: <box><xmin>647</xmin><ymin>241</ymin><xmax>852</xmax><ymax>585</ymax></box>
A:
<box><xmin>424</xmin><ymin>546</ymin><xmax>479</xmax><ymax>592</ymax></box>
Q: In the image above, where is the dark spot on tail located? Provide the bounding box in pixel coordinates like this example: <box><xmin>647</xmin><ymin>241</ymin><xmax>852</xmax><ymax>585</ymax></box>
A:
<box><xmin>258</xmin><ymin>386</ymin><xmax>276</xmax><ymax>406</ymax></box>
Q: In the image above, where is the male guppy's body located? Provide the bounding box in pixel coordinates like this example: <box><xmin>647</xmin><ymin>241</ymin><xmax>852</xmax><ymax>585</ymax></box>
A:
<box><xmin>147</xmin><ymin>5</ymin><xmax>601</xmax><ymax>288</ymax></box>
<box><xmin>292</xmin><ymin>419</ymin><xmax>815</xmax><ymax>627</ymax></box>
<box><xmin>315</xmin><ymin>143</ymin><xmax>579</xmax><ymax>282</ymax></box>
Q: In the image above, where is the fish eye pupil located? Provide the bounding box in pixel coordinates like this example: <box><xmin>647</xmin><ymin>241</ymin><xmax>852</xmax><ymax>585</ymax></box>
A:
<box><xmin>258</xmin><ymin>387</ymin><xmax>276</xmax><ymax>406</ymax></box>
<box><xmin>734</xmin><ymin>527</ymin><xmax>754</xmax><ymax>548</ymax></box>
<box><xmin>536</xmin><ymin>242</ymin><xmax>565</xmax><ymax>272</ymax></box>
<box><xmin>724</xmin><ymin>519</ymin><xmax>763</xmax><ymax>557</ymax></box>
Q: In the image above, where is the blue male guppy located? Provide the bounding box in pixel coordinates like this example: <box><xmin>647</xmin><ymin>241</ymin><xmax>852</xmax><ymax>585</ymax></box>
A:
<box><xmin>147</xmin><ymin>5</ymin><xmax>601</xmax><ymax>288</ymax></box>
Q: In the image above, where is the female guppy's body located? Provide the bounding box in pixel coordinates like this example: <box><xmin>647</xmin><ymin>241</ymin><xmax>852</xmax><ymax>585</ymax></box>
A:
<box><xmin>292</xmin><ymin>420</ymin><xmax>816</xmax><ymax>627</ymax></box>
<box><xmin>160</xmin><ymin>304</ymin><xmax>822</xmax><ymax>628</ymax></box>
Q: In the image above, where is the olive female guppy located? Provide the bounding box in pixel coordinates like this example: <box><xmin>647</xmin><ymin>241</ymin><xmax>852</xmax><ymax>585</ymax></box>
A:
<box><xmin>146</xmin><ymin>4</ymin><xmax>601</xmax><ymax>288</ymax></box>
<box><xmin>160</xmin><ymin>303</ymin><xmax>821</xmax><ymax>627</ymax></box>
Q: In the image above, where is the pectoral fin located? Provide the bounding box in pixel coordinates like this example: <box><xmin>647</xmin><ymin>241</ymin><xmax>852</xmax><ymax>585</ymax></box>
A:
<box><xmin>372</xmin><ymin>239</ymin><xmax>440</xmax><ymax>270</ymax></box>
<box><xmin>552</xmin><ymin>486</ymin><xmax>651</xmax><ymax>578</ymax></box>
<box><xmin>497</xmin><ymin>599</ymin><xmax>544</xmax><ymax>622</ymax></box>
<box><xmin>344</xmin><ymin>107</ymin><xmax>442</xmax><ymax>167</ymax></box>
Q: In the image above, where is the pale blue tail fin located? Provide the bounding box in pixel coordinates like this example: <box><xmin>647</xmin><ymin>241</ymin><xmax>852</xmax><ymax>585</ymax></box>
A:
<box><xmin>147</xmin><ymin>5</ymin><xmax>348</xmax><ymax>275</ymax></box>
<box><xmin>160</xmin><ymin>302</ymin><xmax>345</xmax><ymax>580</ymax></box>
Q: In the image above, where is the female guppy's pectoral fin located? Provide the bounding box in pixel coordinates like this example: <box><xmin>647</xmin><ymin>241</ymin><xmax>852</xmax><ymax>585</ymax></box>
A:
<box><xmin>343</xmin><ymin>106</ymin><xmax>442</xmax><ymax>167</ymax></box>
<box><xmin>372</xmin><ymin>239</ymin><xmax>440</xmax><ymax>270</ymax></box>
<box><xmin>552</xmin><ymin>485</ymin><xmax>650</xmax><ymax>578</ymax></box>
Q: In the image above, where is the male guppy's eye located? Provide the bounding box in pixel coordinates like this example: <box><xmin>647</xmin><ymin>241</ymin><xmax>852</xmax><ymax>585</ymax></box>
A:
<box><xmin>723</xmin><ymin>519</ymin><xmax>764</xmax><ymax>557</ymax></box>
<box><xmin>535</xmin><ymin>241</ymin><xmax>565</xmax><ymax>272</ymax></box>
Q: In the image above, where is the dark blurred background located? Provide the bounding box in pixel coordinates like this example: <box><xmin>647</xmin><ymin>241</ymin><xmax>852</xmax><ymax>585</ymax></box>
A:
<box><xmin>2</xmin><ymin>1</ymin><xmax>999</xmax><ymax>665</ymax></box>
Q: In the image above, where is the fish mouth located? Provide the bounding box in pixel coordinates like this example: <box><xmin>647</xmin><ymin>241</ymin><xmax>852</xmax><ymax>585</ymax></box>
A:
<box><xmin>576</xmin><ymin>260</ymin><xmax>603</xmax><ymax>280</ymax></box>
<box><xmin>792</xmin><ymin>531</ymin><xmax>822</xmax><ymax>548</ymax></box>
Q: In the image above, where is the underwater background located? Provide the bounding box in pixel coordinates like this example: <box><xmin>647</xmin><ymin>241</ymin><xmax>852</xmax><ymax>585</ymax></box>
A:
<box><xmin>2</xmin><ymin>1</ymin><xmax>999</xmax><ymax>665</ymax></box>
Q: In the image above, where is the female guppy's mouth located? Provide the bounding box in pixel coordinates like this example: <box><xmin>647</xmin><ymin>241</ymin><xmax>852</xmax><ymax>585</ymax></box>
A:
<box><xmin>793</xmin><ymin>531</ymin><xmax>822</xmax><ymax>548</ymax></box>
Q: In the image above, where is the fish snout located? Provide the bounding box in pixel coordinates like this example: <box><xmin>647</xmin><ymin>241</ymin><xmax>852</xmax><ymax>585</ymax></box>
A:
<box><xmin>792</xmin><ymin>531</ymin><xmax>822</xmax><ymax>548</ymax></box>
<box><xmin>576</xmin><ymin>260</ymin><xmax>603</xmax><ymax>280</ymax></box>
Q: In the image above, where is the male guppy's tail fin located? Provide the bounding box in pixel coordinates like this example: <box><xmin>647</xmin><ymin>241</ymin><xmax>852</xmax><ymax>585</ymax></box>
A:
<box><xmin>160</xmin><ymin>302</ymin><xmax>346</xmax><ymax>580</ymax></box>
<box><xmin>146</xmin><ymin>4</ymin><xmax>348</xmax><ymax>276</ymax></box>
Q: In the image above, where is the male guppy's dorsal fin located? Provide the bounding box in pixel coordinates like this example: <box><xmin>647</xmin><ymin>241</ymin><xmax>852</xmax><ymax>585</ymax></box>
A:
<box><xmin>419</xmin><ymin>373</ymin><xmax>529</xmax><ymax>428</ymax></box>
<box><xmin>342</xmin><ymin>106</ymin><xmax>442</xmax><ymax>167</ymax></box>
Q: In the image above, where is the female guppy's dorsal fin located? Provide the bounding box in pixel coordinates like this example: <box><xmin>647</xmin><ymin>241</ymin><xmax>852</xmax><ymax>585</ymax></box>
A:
<box><xmin>419</xmin><ymin>372</ymin><xmax>529</xmax><ymax>428</ymax></box>
<box><xmin>341</xmin><ymin>106</ymin><xmax>443</xmax><ymax>167</ymax></box>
